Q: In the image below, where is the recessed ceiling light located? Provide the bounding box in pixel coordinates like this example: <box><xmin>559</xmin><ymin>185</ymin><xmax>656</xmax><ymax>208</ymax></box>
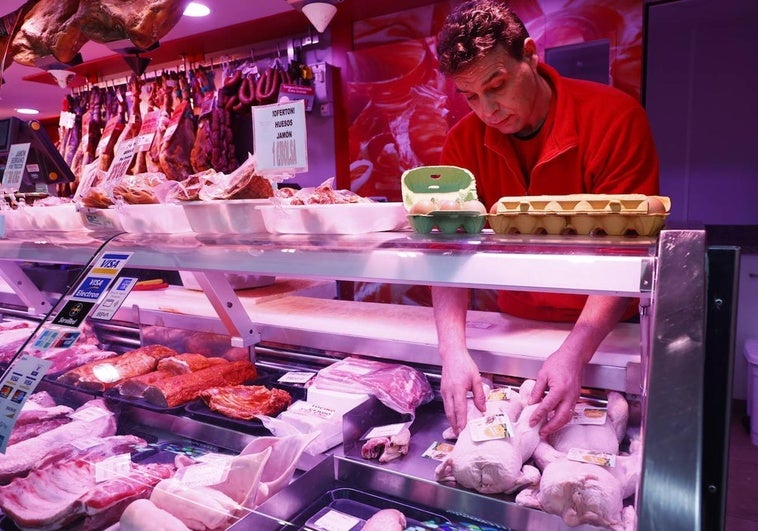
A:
<box><xmin>184</xmin><ymin>2</ymin><xmax>210</xmax><ymax>17</ymax></box>
<box><xmin>16</xmin><ymin>108</ymin><xmax>39</xmax><ymax>115</ymax></box>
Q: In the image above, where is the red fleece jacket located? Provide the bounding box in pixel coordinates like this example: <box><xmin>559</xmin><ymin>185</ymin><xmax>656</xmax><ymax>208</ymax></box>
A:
<box><xmin>440</xmin><ymin>63</ymin><xmax>660</xmax><ymax>322</ymax></box>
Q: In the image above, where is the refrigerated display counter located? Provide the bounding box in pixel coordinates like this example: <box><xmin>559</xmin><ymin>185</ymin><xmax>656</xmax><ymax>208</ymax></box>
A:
<box><xmin>0</xmin><ymin>226</ymin><xmax>729</xmax><ymax>531</ymax></box>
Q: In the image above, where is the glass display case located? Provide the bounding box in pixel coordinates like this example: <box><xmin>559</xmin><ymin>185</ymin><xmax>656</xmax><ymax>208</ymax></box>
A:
<box><xmin>0</xmin><ymin>226</ymin><xmax>724</xmax><ymax>531</ymax></box>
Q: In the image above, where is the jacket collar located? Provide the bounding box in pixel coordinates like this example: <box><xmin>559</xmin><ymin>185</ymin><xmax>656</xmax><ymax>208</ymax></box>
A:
<box><xmin>483</xmin><ymin>63</ymin><xmax>579</xmax><ymax>161</ymax></box>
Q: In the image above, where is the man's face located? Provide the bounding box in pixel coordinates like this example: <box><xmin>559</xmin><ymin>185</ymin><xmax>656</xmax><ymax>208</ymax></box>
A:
<box><xmin>452</xmin><ymin>44</ymin><xmax>542</xmax><ymax>136</ymax></box>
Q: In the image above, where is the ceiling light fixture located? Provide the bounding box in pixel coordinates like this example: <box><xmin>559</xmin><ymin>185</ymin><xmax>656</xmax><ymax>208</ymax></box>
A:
<box><xmin>183</xmin><ymin>2</ymin><xmax>210</xmax><ymax>17</ymax></box>
<box><xmin>301</xmin><ymin>1</ymin><xmax>339</xmax><ymax>33</ymax></box>
<box><xmin>16</xmin><ymin>108</ymin><xmax>39</xmax><ymax>115</ymax></box>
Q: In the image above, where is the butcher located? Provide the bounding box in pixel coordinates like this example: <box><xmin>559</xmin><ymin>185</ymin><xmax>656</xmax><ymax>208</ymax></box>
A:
<box><xmin>432</xmin><ymin>0</ymin><xmax>659</xmax><ymax>436</ymax></box>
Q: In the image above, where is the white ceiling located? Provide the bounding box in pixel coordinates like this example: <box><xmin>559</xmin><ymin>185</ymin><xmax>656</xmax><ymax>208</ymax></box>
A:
<box><xmin>0</xmin><ymin>1</ymin><xmax>297</xmax><ymax>120</ymax></box>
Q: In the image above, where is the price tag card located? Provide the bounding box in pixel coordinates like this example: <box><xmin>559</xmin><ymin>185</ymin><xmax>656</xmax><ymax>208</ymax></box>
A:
<box><xmin>101</xmin><ymin>136</ymin><xmax>138</xmax><ymax>188</ymax></box>
<box><xmin>361</xmin><ymin>422</ymin><xmax>408</xmax><ymax>441</ymax></box>
<box><xmin>422</xmin><ymin>441</ymin><xmax>455</xmax><ymax>461</ymax></box>
<box><xmin>72</xmin><ymin>159</ymin><xmax>101</xmax><ymax>202</ymax></box>
<box><xmin>252</xmin><ymin>100</ymin><xmax>308</xmax><ymax>174</ymax></box>
<box><xmin>311</xmin><ymin>509</ymin><xmax>361</xmax><ymax>531</ymax></box>
<box><xmin>80</xmin><ymin>208</ymin><xmax>119</xmax><ymax>230</ymax></box>
<box><xmin>468</xmin><ymin>413</ymin><xmax>513</xmax><ymax>442</ymax></box>
<box><xmin>1</xmin><ymin>143</ymin><xmax>30</xmax><ymax>192</ymax></box>
<box><xmin>59</xmin><ymin>111</ymin><xmax>76</xmax><ymax>129</ymax></box>
<box><xmin>95</xmin><ymin>453</ymin><xmax>132</xmax><ymax>482</ymax></box>
<box><xmin>277</xmin><ymin>371</ymin><xmax>315</xmax><ymax>384</ymax></box>
<box><xmin>279</xmin><ymin>83</ymin><xmax>316</xmax><ymax>111</ymax></box>
<box><xmin>567</xmin><ymin>448</ymin><xmax>617</xmax><ymax>468</ymax></box>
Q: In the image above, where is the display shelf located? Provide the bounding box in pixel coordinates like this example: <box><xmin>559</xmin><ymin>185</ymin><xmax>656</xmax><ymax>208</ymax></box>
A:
<box><xmin>101</xmin><ymin>230</ymin><xmax>658</xmax><ymax>297</ymax></box>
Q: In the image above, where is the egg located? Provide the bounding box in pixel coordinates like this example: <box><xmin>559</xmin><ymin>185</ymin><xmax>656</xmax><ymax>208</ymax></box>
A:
<box><xmin>409</xmin><ymin>198</ymin><xmax>438</xmax><ymax>215</ymax></box>
<box><xmin>645</xmin><ymin>197</ymin><xmax>667</xmax><ymax>214</ymax></box>
<box><xmin>461</xmin><ymin>200</ymin><xmax>487</xmax><ymax>214</ymax></box>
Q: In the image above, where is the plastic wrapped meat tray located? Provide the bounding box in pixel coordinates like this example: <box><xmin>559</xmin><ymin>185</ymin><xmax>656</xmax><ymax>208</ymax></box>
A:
<box><xmin>488</xmin><ymin>194</ymin><xmax>670</xmax><ymax>236</ymax></box>
<box><xmin>184</xmin><ymin>374</ymin><xmax>306</xmax><ymax>434</ymax></box>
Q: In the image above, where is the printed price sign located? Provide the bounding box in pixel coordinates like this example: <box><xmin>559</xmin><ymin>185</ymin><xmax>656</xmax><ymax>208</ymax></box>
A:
<box><xmin>0</xmin><ymin>354</ymin><xmax>52</xmax><ymax>453</ymax></box>
<box><xmin>252</xmin><ymin>100</ymin><xmax>308</xmax><ymax>173</ymax></box>
<box><xmin>1</xmin><ymin>143</ymin><xmax>30</xmax><ymax>192</ymax></box>
<box><xmin>101</xmin><ymin>136</ymin><xmax>138</xmax><ymax>188</ymax></box>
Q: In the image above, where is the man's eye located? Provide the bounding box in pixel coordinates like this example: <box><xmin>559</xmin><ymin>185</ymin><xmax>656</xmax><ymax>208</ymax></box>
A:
<box><xmin>464</xmin><ymin>93</ymin><xmax>478</xmax><ymax>102</ymax></box>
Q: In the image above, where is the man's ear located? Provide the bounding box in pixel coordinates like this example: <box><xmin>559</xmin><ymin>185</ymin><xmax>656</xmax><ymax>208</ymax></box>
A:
<box><xmin>523</xmin><ymin>37</ymin><xmax>539</xmax><ymax>65</ymax></box>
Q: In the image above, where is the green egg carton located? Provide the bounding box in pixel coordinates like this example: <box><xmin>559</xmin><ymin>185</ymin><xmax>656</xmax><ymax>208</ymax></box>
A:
<box><xmin>401</xmin><ymin>165</ymin><xmax>486</xmax><ymax>234</ymax></box>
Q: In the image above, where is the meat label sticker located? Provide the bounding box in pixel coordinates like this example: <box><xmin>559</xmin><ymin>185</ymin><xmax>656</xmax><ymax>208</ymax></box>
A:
<box><xmin>311</xmin><ymin>509</ymin><xmax>361</xmax><ymax>531</ymax></box>
<box><xmin>95</xmin><ymin>453</ymin><xmax>132</xmax><ymax>483</ymax></box>
<box><xmin>176</xmin><ymin>461</ymin><xmax>230</xmax><ymax>488</ymax></box>
<box><xmin>136</xmin><ymin>110</ymin><xmax>160</xmax><ymax>151</ymax></box>
<box><xmin>70</xmin><ymin>405</ymin><xmax>111</xmax><ymax>423</ymax></box>
<box><xmin>487</xmin><ymin>387</ymin><xmax>516</xmax><ymax>402</ymax></box>
<box><xmin>288</xmin><ymin>400</ymin><xmax>337</xmax><ymax>420</ymax></box>
<box><xmin>252</xmin><ymin>100</ymin><xmax>308</xmax><ymax>174</ymax></box>
<box><xmin>569</xmin><ymin>403</ymin><xmax>608</xmax><ymax>425</ymax></box>
<box><xmin>277</xmin><ymin>371</ymin><xmax>315</xmax><ymax>384</ymax></box>
<box><xmin>1</xmin><ymin>143</ymin><xmax>30</xmax><ymax>192</ymax></box>
<box><xmin>567</xmin><ymin>448</ymin><xmax>617</xmax><ymax>468</ymax></box>
<box><xmin>468</xmin><ymin>413</ymin><xmax>514</xmax><ymax>442</ymax></box>
<box><xmin>422</xmin><ymin>441</ymin><xmax>455</xmax><ymax>461</ymax></box>
<box><xmin>0</xmin><ymin>353</ymin><xmax>52</xmax><ymax>453</ymax></box>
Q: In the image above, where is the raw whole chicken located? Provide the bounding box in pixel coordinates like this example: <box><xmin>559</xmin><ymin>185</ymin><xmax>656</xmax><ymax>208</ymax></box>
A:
<box><xmin>434</xmin><ymin>380</ymin><xmax>543</xmax><ymax>494</ymax></box>
<box><xmin>363</xmin><ymin>508</ymin><xmax>407</xmax><ymax>531</ymax></box>
<box><xmin>548</xmin><ymin>391</ymin><xmax>629</xmax><ymax>455</ymax></box>
<box><xmin>516</xmin><ymin>439</ymin><xmax>642</xmax><ymax>530</ymax></box>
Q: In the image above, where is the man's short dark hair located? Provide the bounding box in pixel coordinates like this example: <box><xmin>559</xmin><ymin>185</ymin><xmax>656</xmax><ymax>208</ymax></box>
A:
<box><xmin>436</xmin><ymin>0</ymin><xmax>530</xmax><ymax>76</ymax></box>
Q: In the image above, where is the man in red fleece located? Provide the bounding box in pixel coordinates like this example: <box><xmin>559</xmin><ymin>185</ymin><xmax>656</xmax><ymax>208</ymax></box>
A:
<box><xmin>434</xmin><ymin>0</ymin><xmax>659</xmax><ymax>437</ymax></box>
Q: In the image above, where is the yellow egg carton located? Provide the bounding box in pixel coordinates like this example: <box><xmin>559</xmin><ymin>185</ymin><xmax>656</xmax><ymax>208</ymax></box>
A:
<box><xmin>488</xmin><ymin>194</ymin><xmax>671</xmax><ymax>236</ymax></box>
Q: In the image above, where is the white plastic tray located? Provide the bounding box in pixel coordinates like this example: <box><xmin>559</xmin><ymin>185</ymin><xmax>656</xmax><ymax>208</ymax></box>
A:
<box><xmin>181</xmin><ymin>199</ymin><xmax>269</xmax><ymax>233</ymax></box>
<box><xmin>117</xmin><ymin>203</ymin><xmax>193</xmax><ymax>233</ymax></box>
<box><xmin>259</xmin><ymin>202</ymin><xmax>409</xmax><ymax>234</ymax></box>
<box><xmin>3</xmin><ymin>204</ymin><xmax>87</xmax><ymax>231</ymax></box>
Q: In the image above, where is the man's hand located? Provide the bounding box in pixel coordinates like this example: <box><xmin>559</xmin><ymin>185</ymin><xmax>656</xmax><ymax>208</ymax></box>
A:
<box><xmin>528</xmin><ymin>346</ymin><xmax>583</xmax><ymax>437</ymax></box>
<box><xmin>528</xmin><ymin>295</ymin><xmax>631</xmax><ymax>437</ymax></box>
<box><xmin>440</xmin><ymin>350</ymin><xmax>485</xmax><ymax>435</ymax></box>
